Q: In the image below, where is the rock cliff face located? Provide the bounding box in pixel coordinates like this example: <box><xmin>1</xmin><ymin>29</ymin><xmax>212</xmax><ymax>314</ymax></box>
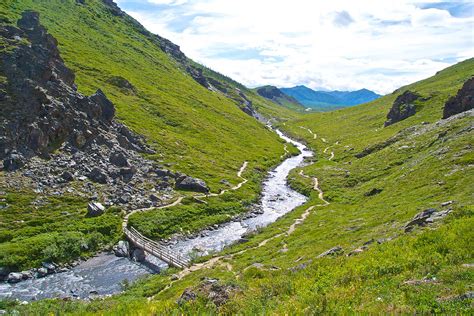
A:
<box><xmin>384</xmin><ymin>90</ymin><xmax>420</xmax><ymax>127</ymax></box>
<box><xmin>443</xmin><ymin>77</ymin><xmax>474</xmax><ymax>119</ymax></box>
<box><xmin>0</xmin><ymin>11</ymin><xmax>180</xmax><ymax>208</ymax></box>
<box><xmin>0</xmin><ymin>11</ymin><xmax>152</xmax><ymax>166</ymax></box>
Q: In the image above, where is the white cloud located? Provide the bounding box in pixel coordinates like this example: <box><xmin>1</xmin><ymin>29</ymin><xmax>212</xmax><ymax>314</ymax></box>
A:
<box><xmin>122</xmin><ymin>0</ymin><xmax>474</xmax><ymax>94</ymax></box>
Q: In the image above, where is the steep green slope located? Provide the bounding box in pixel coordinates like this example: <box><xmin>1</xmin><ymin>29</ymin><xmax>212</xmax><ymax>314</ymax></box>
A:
<box><xmin>9</xmin><ymin>61</ymin><xmax>472</xmax><ymax>313</ymax></box>
<box><xmin>0</xmin><ymin>0</ymin><xmax>286</xmax><ymax>191</ymax></box>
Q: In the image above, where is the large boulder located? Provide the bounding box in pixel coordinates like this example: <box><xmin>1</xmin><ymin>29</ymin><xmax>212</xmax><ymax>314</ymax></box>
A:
<box><xmin>86</xmin><ymin>202</ymin><xmax>105</xmax><ymax>217</ymax></box>
<box><xmin>175</xmin><ymin>176</ymin><xmax>209</xmax><ymax>193</ymax></box>
<box><xmin>109</xmin><ymin>151</ymin><xmax>129</xmax><ymax>167</ymax></box>
<box><xmin>131</xmin><ymin>248</ymin><xmax>146</xmax><ymax>262</ymax></box>
<box><xmin>87</xmin><ymin>168</ymin><xmax>108</xmax><ymax>184</ymax></box>
<box><xmin>113</xmin><ymin>240</ymin><xmax>130</xmax><ymax>257</ymax></box>
<box><xmin>7</xmin><ymin>272</ymin><xmax>23</xmax><ymax>283</ymax></box>
<box><xmin>88</xmin><ymin>89</ymin><xmax>115</xmax><ymax>122</ymax></box>
<box><xmin>443</xmin><ymin>77</ymin><xmax>474</xmax><ymax>119</ymax></box>
<box><xmin>384</xmin><ymin>90</ymin><xmax>420</xmax><ymax>126</ymax></box>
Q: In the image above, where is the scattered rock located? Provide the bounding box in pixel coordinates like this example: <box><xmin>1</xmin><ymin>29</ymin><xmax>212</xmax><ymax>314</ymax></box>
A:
<box><xmin>441</xmin><ymin>200</ymin><xmax>453</xmax><ymax>207</ymax></box>
<box><xmin>289</xmin><ymin>260</ymin><xmax>312</xmax><ymax>273</ymax></box>
<box><xmin>317</xmin><ymin>246</ymin><xmax>343</xmax><ymax>258</ymax></box>
<box><xmin>88</xmin><ymin>168</ymin><xmax>108</xmax><ymax>184</ymax></box>
<box><xmin>61</xmin><ymin>171</ymin><xmax>74</xmax><ymax>182</ymax></box>
<box><xmin>86</xmin><ymin>202</ymin><xmax>105</xmax><ymax>217</ymax></box>
<box><xmin>170</xmin><ymin>274</ymin><xmax>179</xmax><ymax>281</ymax></box>
<box><xmin>109</xmin><ymin>151</ymin><xmax>129</xmax><ymax>167</ymax></box>
<box><xmin>437</xmin><ymin>291</ymin><xmax>474</xmax><ymax>302</ymax></box>
<box><xmin>2</xmin><ymin>152</ymin><xmax>25</xmax><ymax>171</ymax></box>
<box><xmin>7</xmin><ymin>272</ymin><xmax>23</xmax><ymax>283</ymax></box>
<box><xmin>364</xmin><ymin>188</ymin><xmax>383</xmax><ymax>196</ymax></box>
<box><xmin>404</xmin><ymin>208</ymin><xmax>452</xmax><ymax>232</ymax></box>
<box><xmin>149</xmin><ymin>194</ymin><xmax>161</xmax><ymax>203</ymax></box>
<box><xmin>36</xmin><ymin>267</ymin><xmax>48</xmax><ymax>278</ymax></box>
<box><xmin>20</xmin><ymin>270</ymin><xmax>34</xmax><ymax>280</ymax></box>
<box><xmin>177</xmin><ymin>288</ymin><xmax>197</xmax><ymax>306</ymax></box>
<box><xmin>219</xmin><ymin>179</ymin><xmax>231</xmax><ymax>186</ymax></box>
<box><xmin>42</xmin><ymin>262</ymin><xmax>57</xmax><ymax>272</ymax></box>
<box><xmin>384</xmin><ymin>90</ymin><xmax>420</xmax><ymax>126</ymax></box>
<box><xmin>347</xmin><ymin>245</ymin><xmax>368</xmax><ymax>256</ymax></box>
<box><xmin>131</xmin><ymin>248</ymin><xmax>146</xmax><ymax>262</ymax></box>
<box><xmin>403</xmin><ymin>277</ymin><xmax>438</xmax><ymax>286</ymax></box>
<box><xmin>175</xmin><ymin>176</ymin><xmax>209</xmax><ymax>193</ymax></box>
<box><xmin>113</xmin><ymin>240</ymin><xmax>130</xmax><ymax>257</ymax></box>
<box><xmin>442</xmin><ymin>77</ymin><xmax>473</xmax><ymax>119</ymax></box>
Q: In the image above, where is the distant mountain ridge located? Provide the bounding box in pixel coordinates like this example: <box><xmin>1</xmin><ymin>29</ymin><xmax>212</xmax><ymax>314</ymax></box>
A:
<box><xmin>254</xmin><ymin>85</ymin><xmax>305</xmax><ymax>111</ymax></box>
<box><xmin>280</xmin><ymin>85</ymin><xmax>381</xmax><ymax>110</ymax></box>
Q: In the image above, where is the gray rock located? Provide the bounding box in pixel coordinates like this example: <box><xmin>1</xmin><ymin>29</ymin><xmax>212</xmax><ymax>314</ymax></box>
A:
<box><xmin>443</xmin><ymin>77</ymin><xmax>473</xmax><ymax>119</ymax></box>
<box><xmin>87</xmin><ymin>168</ymin><xmax>108</xmax><ymax>184</ymax></box>
<box><xmin>441</xmin><ymin>200</ymin><xmax>453</xmax><ymax>207</ymax></box>
<box><xmin>20</xmin><ymin>270</ymin><xmax>33</xmax><ymax>280</ymax></box>
<box><xmin>176</xmin><ymin>176</ymin><xmax>209</xmax><ymax>193</ymax></box>
<box><xmin>36</xmin><ymin>267</ymin><xmax>48</xmax><ymax>278</ymax></box>
<box><xmin>61</xmin><ymin>171</ymin><xmax>74</xmax><ymax>182</ymax></box>
<box><xmin>3</xmin><ymin>152</ymin><xmax>25</xmax><ymax>171</ymax></box>
<box><xmin>317</xmin><ymin>246</ymin><xmax>343</xmax><ymax>258</ymax></box>
<box><xmin>113</xmin><ymin>240</ymin><xmax>130</xmax><ymax>257</ymax></box>
<box><xmin>404</xmin><ymin>208</ymin><xmax>437</xmax><ymax>232</ymax></box>
<box><xmin>7</xmin><ymin>272</ymin><xmax>23</xmax><ymax>283</ymax></box>
<box><xmin>131</xmin><ymin>248</ymin><xmax>146</xmax><ymax>262</ymax></box>
<box><xmin>177</xmin><ymin>288</ymin><xmax>197</xmax><ymax>306</ymax></box>
<box><xmin>109</xmin><ymin>151</ymin><xmax>129</xmax><ymax>167</ymax></box>
<box><xmin>384</xmin><ymin>90</ymin><xmax>420</xmax><ymax>127</ymax></box>
<box><xmin>86</xmin><ymin>202</ymin><xmax>105</xmax><ymax>217</ymax></box>
<box><xmin>149</xmin><ymin>194</ymin><xmax>161</xmax><ymax>203</ymax></box>
<box><xmin>42</xmin><ymin>262</ymin><xmax>57</xmax><ymax>272</ymax></box>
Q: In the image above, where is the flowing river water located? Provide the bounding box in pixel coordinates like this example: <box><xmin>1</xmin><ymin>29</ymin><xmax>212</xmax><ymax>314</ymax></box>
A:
<box><xmin>0</xmin><ymin>130</ymin><xmax>313</xmax><ymax>301</ymax></box>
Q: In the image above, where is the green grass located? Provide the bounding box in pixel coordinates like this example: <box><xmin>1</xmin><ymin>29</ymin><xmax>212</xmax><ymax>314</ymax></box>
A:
<box><xmin>0</xmin><ymin>191</ymin><xmax>122</xmax><ymax>271</ymax></box>
<box><xmin>7</xmin><ymin>58</ymin><xmax>472</xmax><ymax>314</ymax></box>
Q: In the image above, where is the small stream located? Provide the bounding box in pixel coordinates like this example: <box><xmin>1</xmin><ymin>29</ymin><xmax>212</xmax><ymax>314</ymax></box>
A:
<box><xmin>0</xmin><ymin>130</ymin><xmax>313</xmax><ymax>301</ymax></box>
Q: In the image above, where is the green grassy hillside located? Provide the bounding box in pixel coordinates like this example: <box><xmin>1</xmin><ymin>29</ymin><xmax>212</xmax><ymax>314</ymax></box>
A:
<box><xmin>8</xmin><ymin>58</ymin><xmax>472</xmax><ymax>313</ymax></box>
<box><xmin>0</xmin><ymin>0</ymin><xmax>289</xmax><ymax>191</ymax></box>
<box><xmin>0</xmin><ymin>0</ymin><xmax>300</xmax><ymax>271</ymax></box>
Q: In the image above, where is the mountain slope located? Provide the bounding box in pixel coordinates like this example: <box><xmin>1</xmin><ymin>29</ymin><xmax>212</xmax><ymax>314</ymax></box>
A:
<box><xmin>0</xmin><ymin>0</ymin><xmax>302</xmax><ymax>273</ymax></box>
<box><xmin>254</xmin><ymin>85</ymin><xmax>305</xmax><ymax>111</ymax></box>
<box><xmin>281</xmin><ymin>85</ymin><xmax>381</xmax><ymax>110</ymax></box>
<box><xmin>9</xmin><ymin>57</ymin><xmax>473</xmax><ymax>313</ymax></box>
<box><xmin>0</xmin><ymin>0</ymin><xmax>288</xmax><ymax>191</ymax></box>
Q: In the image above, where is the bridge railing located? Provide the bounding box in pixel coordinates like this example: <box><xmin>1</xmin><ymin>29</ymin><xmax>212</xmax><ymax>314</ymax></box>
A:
<box><xmin>124</xmin><ymin>226</ymin><xmax>190</xmax><ymax>269</ymax></box>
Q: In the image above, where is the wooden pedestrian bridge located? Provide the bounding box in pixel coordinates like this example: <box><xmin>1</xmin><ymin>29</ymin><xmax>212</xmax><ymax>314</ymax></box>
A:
<box><xmin>124</xmin><ymin>226</ymin><xmax>190</xmax><ymax>269</ymax></box>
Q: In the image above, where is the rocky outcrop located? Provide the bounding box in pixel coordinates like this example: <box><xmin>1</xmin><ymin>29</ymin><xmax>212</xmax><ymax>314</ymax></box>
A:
<box><xmin>384</xmin><ymin>91</ymin><xmax>420</xmax><ymax>126</ymax></box>
<box><xmin>177</xmin><ymin>278</ymin><xmax>238</xmax><ymax>307</ymax></box>
<box><xmin>317</xmin><ymin>246</ymin><xmax>343</xmax><ymax>258</ymax></box>
<box><xmin>404</xmin><ymin>208</ymin><xmax>452</xmax><ymax>232</ymax></box>
<box><xmin>0</xmin><ymin>11</ymin><xmax>176</xmax><ymax>209</ymax></box>
<box><xmin>0</xmin><ymin>11</ymin><xmax>151</xmax><ymax>165</ymax></box>
<box><xmin>443</xmin><ymin>77</ymin><xmax>474</xmax><ymax>119</ymax></box>
<box><xmin>113</xmin><ymin>240</ymin><xmax>130</xmax><ymax>257</ymax></box>
<box><xmin>175</xmin><ymin>175</ymin><xmax>209</xmax><ymax>193</ymax></box>
<box><xmin>86</xmin><ymin>202</ymin><xmax>105</xmax><ymax>217</ymax></box>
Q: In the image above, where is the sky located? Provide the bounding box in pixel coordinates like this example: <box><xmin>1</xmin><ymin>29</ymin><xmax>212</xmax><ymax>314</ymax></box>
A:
<box><xmin>116</xmin><ymin>0</ymin><xmax>474</xmax><ymax>94</ymax></box>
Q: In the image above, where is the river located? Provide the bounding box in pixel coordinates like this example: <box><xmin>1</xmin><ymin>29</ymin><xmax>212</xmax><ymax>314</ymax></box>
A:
<box><xmin>0</xmin><ymin>130</ymin><xmax>313</xmax><ymax>301</ymax></box>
